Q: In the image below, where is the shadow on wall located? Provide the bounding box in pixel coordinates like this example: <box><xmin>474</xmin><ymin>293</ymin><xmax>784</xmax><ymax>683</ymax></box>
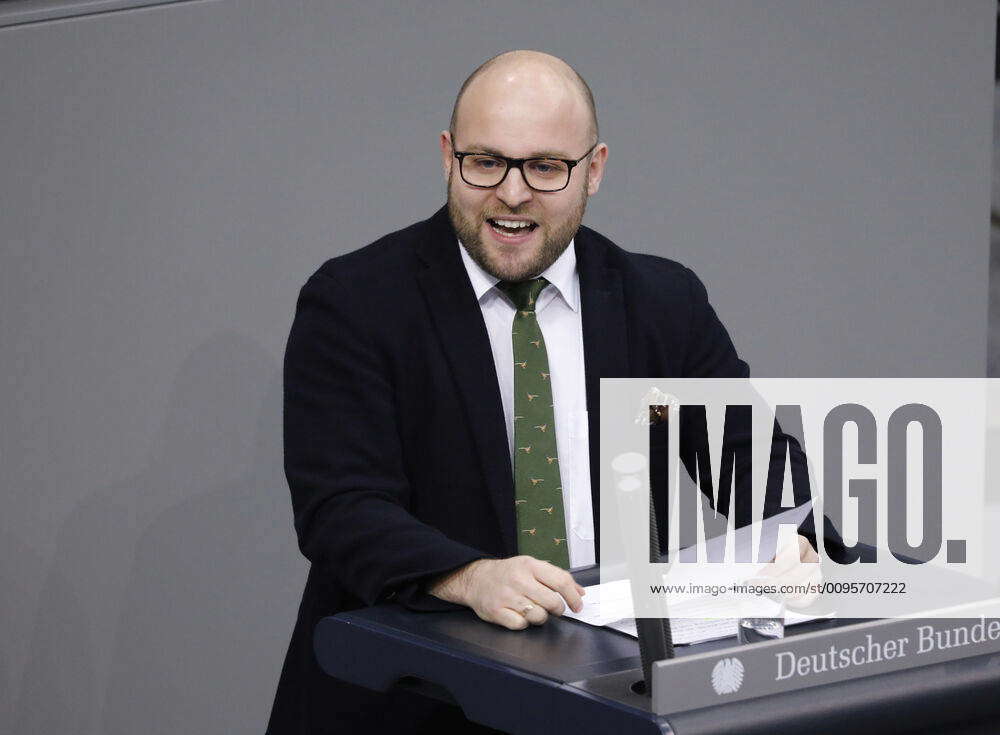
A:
<box><xmin>989</xmin><ymin>206</ymin><xmax>1000</xmax><ymax>377</ymax></box>
<box><xmin>11</xmin><ymin>332</ymin><xmax>305</xmax><ymax>735</ymax></box>
<box><xmin>990</xmin><ymin>82</ymin><xmax>1000</xmax><ymax>378</ymax></box>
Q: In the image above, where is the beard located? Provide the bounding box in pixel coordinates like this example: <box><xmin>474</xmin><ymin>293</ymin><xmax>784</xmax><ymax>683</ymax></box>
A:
<box><xmin>447</xmin><ymin>171</ymin><xmax>588</xmax><ymax>283</ymax></box>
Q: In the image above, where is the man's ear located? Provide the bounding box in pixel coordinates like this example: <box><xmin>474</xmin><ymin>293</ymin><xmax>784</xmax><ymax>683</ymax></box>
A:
<box><xmin>440</xmin><ymin>131</ymin><xmax>453</xmax><ymax>181</ymax></box>
<box><xmin>586</xmin><ymin>142</ymin><xmax>608</xmax><ymax>196</ymax></box>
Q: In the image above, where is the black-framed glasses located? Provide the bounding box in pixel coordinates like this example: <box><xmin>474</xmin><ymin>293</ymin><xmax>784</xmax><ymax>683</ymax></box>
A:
<box><xmin>453</xmin><ymin>141</ymin><xmax>599</xmax><ymax>192</ymax></box>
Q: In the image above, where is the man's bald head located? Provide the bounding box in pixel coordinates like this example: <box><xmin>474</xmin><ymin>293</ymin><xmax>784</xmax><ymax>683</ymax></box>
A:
<box><xmin>441</xmin><ymin>50</ymin><xmax>608</xmax><ymax>282</ymax></box>
<box><xmin>449</xmin><ymin>50</ymin><xmax>599</xmax><ymax>145</ymax></box>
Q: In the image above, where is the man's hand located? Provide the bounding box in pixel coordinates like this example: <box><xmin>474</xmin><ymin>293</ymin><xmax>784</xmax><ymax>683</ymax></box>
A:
<box><xmin>425</xmin><ymin>556</ymin><xmax>586</xmax><ymax>630</ymax></box>
<box><xmin>757</xmin><ymin>534</ymin><xmax>822</xmax><ymax>608</ymax></box>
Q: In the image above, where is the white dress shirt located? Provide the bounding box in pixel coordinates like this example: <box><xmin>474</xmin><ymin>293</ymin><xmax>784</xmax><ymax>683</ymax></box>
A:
<box><xmin>458</xmin><ymin>240</ymin><xmax>596</xmax><ymax>567</ymax></box>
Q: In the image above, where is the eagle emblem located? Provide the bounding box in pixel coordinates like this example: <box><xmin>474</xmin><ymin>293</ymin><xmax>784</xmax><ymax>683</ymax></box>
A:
<box><xmin>710</xmin><ymin>657</ymin><xmax>744</xmax><ymax>695</ymax></box>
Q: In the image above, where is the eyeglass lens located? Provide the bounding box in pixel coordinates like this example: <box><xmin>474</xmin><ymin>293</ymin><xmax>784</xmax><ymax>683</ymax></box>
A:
<box><xmin>460</xmin><ymin>155</ymin><xmax>571</xmax><ymax>191</ymax></box>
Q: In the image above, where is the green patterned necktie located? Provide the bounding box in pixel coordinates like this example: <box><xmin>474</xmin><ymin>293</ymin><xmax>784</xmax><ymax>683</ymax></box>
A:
<box><xmin>498</xmin><ymin>277</ymin><xmax>570</xmax><ymax>569</ymax></box>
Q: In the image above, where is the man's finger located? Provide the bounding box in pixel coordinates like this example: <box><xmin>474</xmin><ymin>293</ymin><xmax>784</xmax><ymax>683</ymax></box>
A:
<box><xmin>520</xmin><ymin>601</ymin><xmax>550</xmax><ymax>626</ymax></box>
<box><xmin>490</xmin><ymin>607</ymin><xmax>530</xmax><ymax>630</ymax></box>
<box><xmin>533</xmin><ymin>562</ymin><xmax>584</xmax><ymax>613</ymax></box>
<box><xmin>760</xmin><ymin>535</ymin><xmax>821</xmax><ymax>583</ymax></box>
<box><xmin>518</xmin><ymin>583</ymin><xmax>566</xmax><ymax>617</ymax></box>
<box><xmin>762</xmin><ymin>542</ymin><xmax>800</xmax><ymax>577</ymax></box>
<box><xmin>799</xmin><ymin>536</ymin><xmax>820</xmax><ymax>564</ymax></box>
<box><xmin>770</xmin><ymin>553</ymin><xmax>817</xmax><ymax>586</ymax></box>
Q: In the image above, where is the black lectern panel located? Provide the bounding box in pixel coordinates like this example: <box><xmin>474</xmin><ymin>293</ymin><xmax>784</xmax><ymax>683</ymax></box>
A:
<box><xmin>313</xmin><ymin>564</ymin><xmax>1000</xmax><ymax>734</ymax></box>
<box><xmin>314</xmin><ymin>608</ymin><xmax>669</xmax><ymax>734</ymax></box>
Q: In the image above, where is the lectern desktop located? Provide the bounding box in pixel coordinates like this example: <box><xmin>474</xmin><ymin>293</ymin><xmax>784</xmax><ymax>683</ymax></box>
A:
<box><xmin>313</xmin><ymin>566</ymin><xmax>1000</xmax><ymax>734</ymax></box>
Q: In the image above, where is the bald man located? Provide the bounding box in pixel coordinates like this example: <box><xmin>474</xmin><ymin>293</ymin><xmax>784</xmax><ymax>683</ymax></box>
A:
<box><xmin>267</xmin><ymin>51</ymin><xmax>817</xmax><ymax>734</ymax></box>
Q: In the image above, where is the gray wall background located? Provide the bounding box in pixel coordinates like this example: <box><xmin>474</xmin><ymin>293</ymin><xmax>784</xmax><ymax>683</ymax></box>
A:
<box><xmin>1</xmin><ymin>1</ymin><xmax>994</xmax><ymax>732</ymax></box>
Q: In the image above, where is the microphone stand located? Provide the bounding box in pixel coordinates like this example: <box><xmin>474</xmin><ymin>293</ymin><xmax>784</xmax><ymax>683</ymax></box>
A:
<box><xmin>635</xmin><ymin>485</ymin><xmax>674</xmax><ymax>693</ymax></box>
<box><xmin>612</xmin><ymin>401</ymin><xmax>675</xmax><ymax>696</ymax></box>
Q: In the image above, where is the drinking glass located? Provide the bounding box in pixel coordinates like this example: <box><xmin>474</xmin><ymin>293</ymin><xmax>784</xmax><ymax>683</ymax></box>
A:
<box><xmin>736</xmin><ymin>577</ymin><xmax>786</xmax><ymax>644</ymax></box>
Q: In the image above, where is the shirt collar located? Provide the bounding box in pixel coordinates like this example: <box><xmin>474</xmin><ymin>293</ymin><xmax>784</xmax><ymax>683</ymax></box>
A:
<box><xmin>457</xmin><ymin>238</ymin><xmax>580</xmax><ymax>313</ymax></box>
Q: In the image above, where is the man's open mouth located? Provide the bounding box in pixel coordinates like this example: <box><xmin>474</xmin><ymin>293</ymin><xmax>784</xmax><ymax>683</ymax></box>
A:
<box><xmin>487</xmin><ymin>218</ymin><xmax>539</xmax><ymax>236</ymax></box>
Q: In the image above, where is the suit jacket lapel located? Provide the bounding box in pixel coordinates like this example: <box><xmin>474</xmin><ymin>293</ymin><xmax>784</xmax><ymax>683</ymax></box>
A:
<box><xmin>415</xmin><ymin>207</ymin><xmax>518</xmax><ymax>556</ymax></box>
<box><xmin>576</xmin><ymin>226</ymin><xmax>630</xmax><ymax>558</ymax></box>
<box><xmin>413</xmin><ymin>210</ymin><xmax>631</xmax><ymax>561</ymax></box>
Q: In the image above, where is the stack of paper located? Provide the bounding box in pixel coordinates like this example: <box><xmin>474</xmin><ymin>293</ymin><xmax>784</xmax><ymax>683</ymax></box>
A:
<box><xmin>563</xmin><ymin>579</ymin><xmax>823</xmax><ymax>645</ymax></box>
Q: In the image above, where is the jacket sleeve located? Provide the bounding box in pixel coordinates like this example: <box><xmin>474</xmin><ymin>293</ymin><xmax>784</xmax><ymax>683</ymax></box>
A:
<box><xmin>679</xmin><ymin>266</ymin><xmax>846</xmax><ymax>557</ymax></box>
<box><xmin>283</xmin><ymin>271</ymin><xmax>490</xmax><ymax>609</ymax></box>
<box><xmin>681</xmin><ymin>266</ymin><xmax>750</xmax><ymax>380</ymax></box>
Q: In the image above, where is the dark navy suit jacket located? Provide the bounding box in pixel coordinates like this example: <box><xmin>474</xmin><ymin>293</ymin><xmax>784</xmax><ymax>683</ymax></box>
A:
<box><xmin>267</xmin><ymin>205</ymin><xmax>751</xmax><ymax>733</ymax></box>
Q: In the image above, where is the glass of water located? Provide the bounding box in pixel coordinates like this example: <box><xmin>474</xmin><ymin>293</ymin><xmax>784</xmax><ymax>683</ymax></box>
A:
<box><xmin>736</xmin><ymin>577</ymin><xmax>786</xmax><ymax>644</ymax></box>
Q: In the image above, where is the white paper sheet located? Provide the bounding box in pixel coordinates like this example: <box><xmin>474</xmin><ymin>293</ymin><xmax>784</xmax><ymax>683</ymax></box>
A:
<box><xmin>564</xmin><ymin>502</ymin><xmax>823</xmax><ymax>644</ymax></box>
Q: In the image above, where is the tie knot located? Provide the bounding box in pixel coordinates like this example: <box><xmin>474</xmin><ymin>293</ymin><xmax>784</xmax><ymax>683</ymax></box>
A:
<box><xmin>499</xmin><ymin>277</ymin><xmax>548</xmax><ymax>312</ymax></box>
